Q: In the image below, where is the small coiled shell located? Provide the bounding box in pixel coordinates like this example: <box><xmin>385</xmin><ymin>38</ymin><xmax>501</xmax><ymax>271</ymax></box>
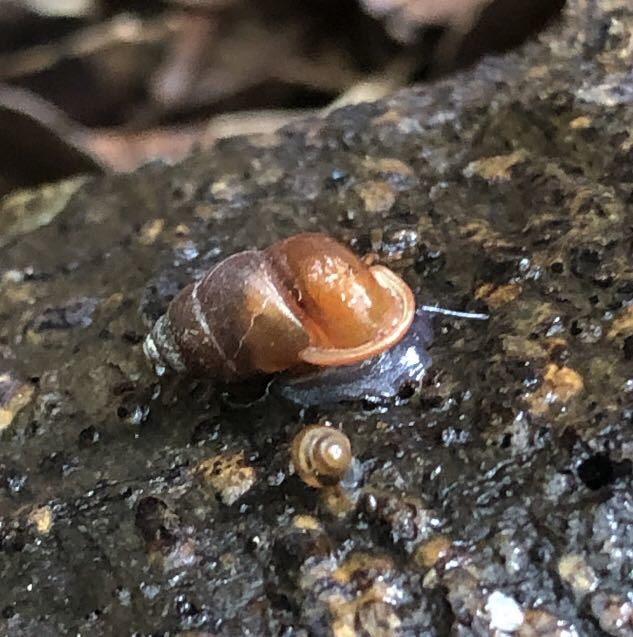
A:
<box><xmin>291</xmin><ymin>425</ymin><xmax>352</xmax><ymax>488</ymax></box>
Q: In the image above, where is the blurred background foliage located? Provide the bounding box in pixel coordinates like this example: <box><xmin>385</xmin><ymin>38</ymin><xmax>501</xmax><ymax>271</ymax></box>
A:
<box><xmin>0</xmin><ymin>0</ymin><xmax>565</xmax><ymax>195</ymax></box>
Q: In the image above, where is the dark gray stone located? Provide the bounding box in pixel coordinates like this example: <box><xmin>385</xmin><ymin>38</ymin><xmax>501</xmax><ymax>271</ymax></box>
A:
<box><xmin>1</xmin><ymin>0</ymin><xmax>632</xmax><ymax>634</ymax></box>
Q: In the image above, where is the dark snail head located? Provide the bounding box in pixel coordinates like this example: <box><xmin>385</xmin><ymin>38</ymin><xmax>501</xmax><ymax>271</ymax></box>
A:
<box><xmin>144</xmin><ymin>233</ymin><xmax>415</xmax><ymax>381</ymax></box>
<box><xmin>291</xmin><ymin>425</ymin><xmax>352</xmax><ymax>488</ymax></box>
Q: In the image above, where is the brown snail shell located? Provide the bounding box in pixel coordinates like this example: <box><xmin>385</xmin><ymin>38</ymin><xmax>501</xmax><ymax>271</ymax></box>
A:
<box><xmin>144</xmin><ymin>233</ymin><xmax>415</xmax><ymax>381</ymax></box>
<box><xmin>291</xmin><ymin>425</ymin><xmax>352</xmax><ymax>488</ymax></box>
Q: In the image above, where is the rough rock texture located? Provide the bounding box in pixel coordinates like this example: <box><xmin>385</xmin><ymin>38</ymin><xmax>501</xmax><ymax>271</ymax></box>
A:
<box><xmin>1</xmin><ymin>0</ymin><xmax>633</xmax><ymax>635</ymax></box>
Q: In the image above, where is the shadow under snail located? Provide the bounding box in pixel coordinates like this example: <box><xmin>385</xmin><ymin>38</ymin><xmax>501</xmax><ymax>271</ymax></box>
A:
<box><xmin>144</xmin><ymin>232</ymin><xmax>484</xmax><ymax>404</ymax></box>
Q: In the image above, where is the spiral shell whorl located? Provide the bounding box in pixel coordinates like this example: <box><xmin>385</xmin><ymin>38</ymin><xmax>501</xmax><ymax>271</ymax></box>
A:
<box><xmin>143</xmin><ymin>314</ymin><xmax>187</xmax><ymax>375</ymax></box>
<box><xmin>291</xmin><ymin>425</ymin><xmax>352</xmax><ymax>488</ymax></box>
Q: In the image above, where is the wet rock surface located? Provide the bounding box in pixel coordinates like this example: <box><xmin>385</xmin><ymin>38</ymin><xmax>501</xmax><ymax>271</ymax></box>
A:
<box><xmin>1</xmin><ymin>0</ymin><xmax>633</xmax><ymax>634</ymax></box>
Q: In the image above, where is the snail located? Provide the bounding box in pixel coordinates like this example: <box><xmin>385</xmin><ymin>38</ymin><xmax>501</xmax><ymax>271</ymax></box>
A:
<box><xmin>144</xmin><ymin>232</ymin><xmax>487</xmax><ymax>404</ymax></box>
<box><xmin>144</xmin><ymin>232</ymin><xmax>415</xmax><ymax>379</ymax></box>
<box><xmin>290</xmin><ymin>425</ymin><xmax>352</xmax><ymax>488</ymax></box>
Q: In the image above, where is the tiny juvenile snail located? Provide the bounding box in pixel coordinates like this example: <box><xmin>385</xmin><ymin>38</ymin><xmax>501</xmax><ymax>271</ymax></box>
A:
<box><xmin>144</xmin><ymin>233</ymin><xmax>423</xmax><ymax>393</ymax></box>
<box><xmin>290</xmin><ymin>425</ymin><xmax>352</xmax><ymax>488</ymax></box>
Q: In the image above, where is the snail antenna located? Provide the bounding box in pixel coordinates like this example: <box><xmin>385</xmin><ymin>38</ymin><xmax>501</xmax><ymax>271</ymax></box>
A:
<box><xmin>420</xmin><ymin>305</ymin><xmax>489</xmax><ymax>320</ymax></box>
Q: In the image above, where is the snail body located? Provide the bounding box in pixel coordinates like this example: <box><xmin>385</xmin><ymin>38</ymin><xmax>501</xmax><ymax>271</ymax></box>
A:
<box><xmin>276</xmin><ymin>307</ymin><xmax>432</xmax><ymax>406</ymax></box>
<box><xmin>291</xmin><ymin>425</ymin><xmax>352</xmax><ymax>488</ymax></box>
<box><xmin>144</xmin><ymin>233</ymin><xmax>417</xmax><ymax>383</ymax></box>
